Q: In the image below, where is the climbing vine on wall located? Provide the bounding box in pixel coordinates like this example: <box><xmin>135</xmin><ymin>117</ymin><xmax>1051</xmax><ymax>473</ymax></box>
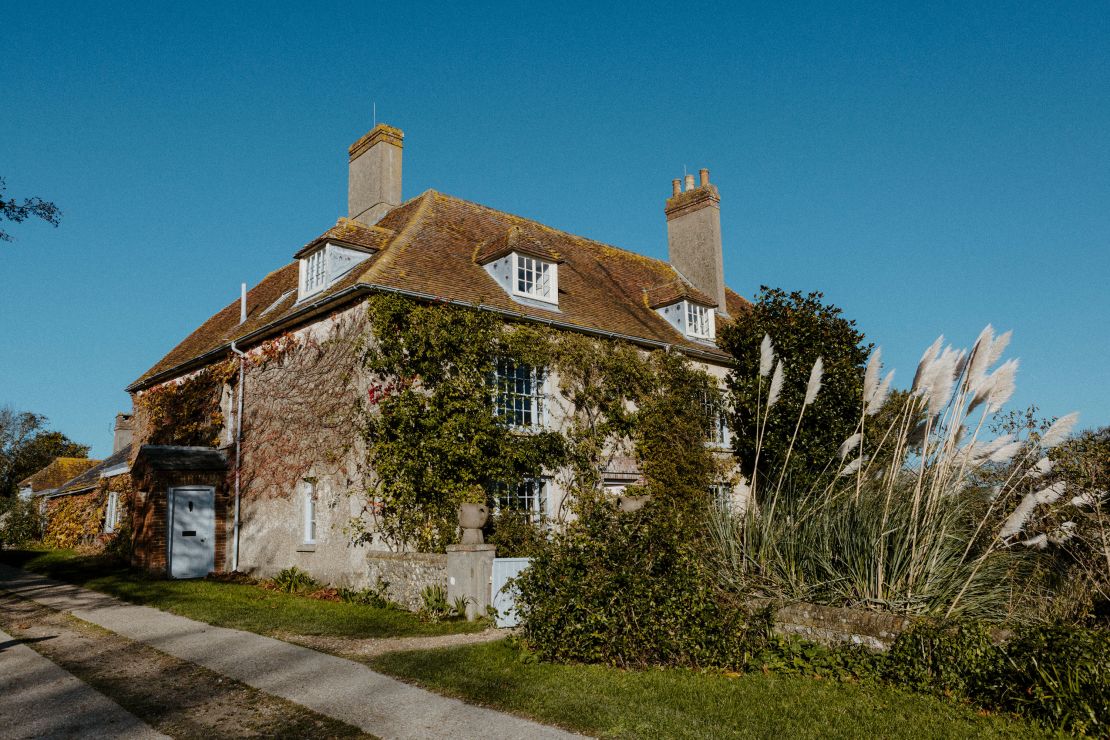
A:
<box><xmin>359</xmin><ymin>294</ymin><xmax>729</xmax><ymax>552</ymax></box>
<box><xmin>360</xmin><ymin>295</ymin><xmax>565</xmax><ymax>552</ymax></box>
<box><xmin>136</xmin><ymin>361</ymin><xmax>237</xmax><ymax>447</ymax></box>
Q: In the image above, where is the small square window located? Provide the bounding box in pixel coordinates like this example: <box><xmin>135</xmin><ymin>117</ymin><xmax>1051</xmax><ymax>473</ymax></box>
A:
<box><xmin>702</xmin><ymin>392</ymin><xmax>732</xmax><ymax>449</ymax></box>
<box><xmin>686</xmin><ymin>302</ymin><xmax>714</xmax><ymax>339</ymax></box>
<box><xmin>512</xmin><ymin>254</ymin><xmax>557</xmax><ymax>303</ymax></box>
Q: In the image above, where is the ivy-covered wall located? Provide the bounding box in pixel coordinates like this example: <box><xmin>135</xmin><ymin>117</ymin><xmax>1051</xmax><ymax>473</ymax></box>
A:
<box><xmin>42</xmin><ymin>476</ymin><xmax>135</xmax><ymax>552</ymax></box>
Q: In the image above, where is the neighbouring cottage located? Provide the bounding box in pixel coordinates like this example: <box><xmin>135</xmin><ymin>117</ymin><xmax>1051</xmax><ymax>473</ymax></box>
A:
<box><xmin>122</xmin><ymin>123</ymin><xmax>750</xmax><ymax>594</ymax></box>
<box><xmin>38</xmin><ymin>414</ymin><xmax>135</xmax><ymax>550</ymax></box>
<box><xmin>18</xmin><ymin>456</ymin><xmax>100</xmax><ymax>502</ymax></box>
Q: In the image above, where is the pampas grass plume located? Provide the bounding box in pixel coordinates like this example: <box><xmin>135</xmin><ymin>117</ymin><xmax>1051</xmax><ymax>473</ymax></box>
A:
<box><xmin>838</xmin><ymin>433</ymin><xmax>862</xmax><ymax>460</ymax></box>
<box><xmin>1040</xmin><ymin>412</ymin><xmax>1079</xmax><ymax>449</ymax></box>
<box><xmin>804</xmin><ymin>357</ymin><xmax>824</xmax><ymax>406</ymax></box>
<box><xmin>766</xmin><ymin>361</ymin><xmax>784</xmax><ymax>410</ymax></box>
<box><xmin>866</xmin><ymin>370</ymin><xmax>894</xmax><ymax>416</ymax></box>
<box><xmin>864</xmin><ymin>348</ymin><xmax>881</xmax><ymax>403</ymax></box>
<box><xmin>759</xmin><ymin>334</ymin><xmax>774</xmax><ymax>378</ymax></box>
<box><xmin>838</xmin><ymin>456</ymin><xmax>865</xmax><ymax>477</ymax></box>
<box><xmin>913</xmin><ymin>335</ymin><xmax>944</xmax><ymax>392</ymax></box>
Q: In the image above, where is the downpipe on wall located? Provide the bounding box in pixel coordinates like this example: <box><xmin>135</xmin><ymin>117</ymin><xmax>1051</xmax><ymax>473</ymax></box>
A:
<box><xmin>230</xmin><ymin>338</ymin><xmax>245</xmax><ymax>572</ymax></box>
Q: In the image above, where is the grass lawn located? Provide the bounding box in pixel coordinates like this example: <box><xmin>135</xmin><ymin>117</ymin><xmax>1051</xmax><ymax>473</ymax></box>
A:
<box><xmin>370</xmin><ymin>640</ymin><xmax>1045</xmax><ymax>739</ymax></box>
<box><xmin>0</xmin><ymin>547</ymin><xmax>482</xmax><ymax>639</ymax></box>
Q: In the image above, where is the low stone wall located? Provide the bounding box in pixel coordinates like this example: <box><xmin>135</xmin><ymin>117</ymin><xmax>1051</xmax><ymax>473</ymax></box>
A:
<box><xmin>771</xmin><ymin>602</ymin><xmax>914</xmax><ymax>651</ymax></box>
<box><xmin>366</xmin><ymin>551</ymin><xmax>447</xmax><ymax>611</ymax></box>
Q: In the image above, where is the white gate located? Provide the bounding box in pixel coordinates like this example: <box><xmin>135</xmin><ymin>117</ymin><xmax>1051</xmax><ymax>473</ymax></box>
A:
<box><xmin>167</xmin><ymin>486</ymin><xmax>216</xmax><ymax>579</ymax></box>
<box><xmin>491</xmin><ymin>557</ymin><xmax>531</xmax><ymax>628</ymax></box>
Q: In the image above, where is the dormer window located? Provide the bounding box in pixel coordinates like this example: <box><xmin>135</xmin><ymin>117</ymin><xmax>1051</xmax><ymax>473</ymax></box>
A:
<box><xmin>303</xmin><ymin>250</ymin><xmax>326</xmax><ymax>295</ymax></box>
<box><xmin>514</xmin><ymin>254</ymin><xmax>556</xmax><ymax>303</ymax></box>
<box><xmin>297</xmin><ymin>241</ymin><xmax>374</xmax><ymax>301</ymax></box>
<box><xmin>686</xmin><ymin>302</ymin><xmax>714</xmax><ymax>340</ymax></box>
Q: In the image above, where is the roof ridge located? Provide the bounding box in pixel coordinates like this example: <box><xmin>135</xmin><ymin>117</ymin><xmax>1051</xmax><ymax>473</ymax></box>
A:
<box><xmin>425</xmin><ymin>190</ymin><xmax>677</xmax><ymax>274</ymax></box>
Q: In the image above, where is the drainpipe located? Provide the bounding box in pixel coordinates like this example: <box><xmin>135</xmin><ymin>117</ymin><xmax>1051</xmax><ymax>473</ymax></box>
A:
<box><xmin>230</xmin><ymin>286</ymin><xmax>248</xmax><ymax>572</ymax></box>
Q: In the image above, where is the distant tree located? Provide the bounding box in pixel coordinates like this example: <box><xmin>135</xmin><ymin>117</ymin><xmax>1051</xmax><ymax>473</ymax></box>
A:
<box><xmin>0</xmin><ymin>177</ymin><xmax>61</xmax><ymax>242</ymax></box>
<box><xmin>719</xmin><ymin>287</ymin><xmax>870</xmax><ymax>491</ymax></box>
<box><xmin>0</xmin><ymin>407</ymin><xmax>89</xmax><ymax>498</ymax></box>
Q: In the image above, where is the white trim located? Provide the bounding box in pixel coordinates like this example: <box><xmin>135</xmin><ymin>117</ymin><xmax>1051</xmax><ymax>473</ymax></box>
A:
<box><xmin>510</xmin><ymin>253</ymin><xmax>558</xmax><ymax>305</ymax></box>
<box><xmin>104</xmin><ymin>490</ymin><xmax>121</xmax><ymax>533</ymax></box>
<box><xmin>100</xmin><ymin>464</ymin><xmax>131</xmax><ymax>479</ymax></box>
<box><xmin>302</xmin><ymin>483</ymin><xmax>317</xmax><ymax>545</ymax></box>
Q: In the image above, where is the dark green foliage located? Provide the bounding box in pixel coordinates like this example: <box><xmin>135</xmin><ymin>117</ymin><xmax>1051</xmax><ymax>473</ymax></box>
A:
<box><xmin>515</xmin><ymin>502</ymin><xmax>766</xmax><ymax>669</ymax></box>
<box><xmin>1</xmin><ymin>406</ymin><xmax>90</xmax><ymax>499</ymax></box>
<box><xmin>884</xmin><ymin>621</ymin><xmax>1003</xmax><ymax>698</ymax></box>
<box><xmin>486</xmin><ymin>511</ymin><xmax>547</xmax><ymax>558</ymax></box>
<box><xmin>0</xmin><ymin>176</ymin><xmax>61</xmax><ymax>242</ymax></box>
<box><xmin>337</xmin><ymin>579</ymin><xmax>393</xmax><ymax>608</ymax></box>
<box><xmin>997</xmin><ymin>626</ymin><xmax>1110</xmax><ymax>735</ymax></box>
<box><xmin>0</xmin><ymin>495</ymin><xmax>44</xmax><ymax>545</ymax></box>
<box><xmin>884</xmin><ymin>621</ymin><xmax>1110</xmax><ymax>735</ymax></box>
<box><xmin>362</xmin><ymin>295</ymin><xmax>565</xmax><ymax>551</ymax></box>
<box><xmin>418</xmin><ymin>583</ymin><xmax>452</xmax><ymax>622</ymax></box>
<box><xmin>719</xmin><ymin>287</ymin><xmax>869</xmax><ymax>489</ymax></box>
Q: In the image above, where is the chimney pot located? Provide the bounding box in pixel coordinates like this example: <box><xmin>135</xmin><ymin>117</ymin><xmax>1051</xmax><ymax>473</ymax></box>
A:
<box><xmin>672</xmin><ymin>179</ymin><xmax>681</xmax><ymax>197</ymax></box>
<box><xmin>699</xmin><ymin>168</ymin><xmax>709</xmax><ymax>186</ymax></box>
<box><xmin>664</xmin><ymin>171</ymin><xmax>728</xmax><ymax>318</ymax></box>
<box><xmin>684</xmin><ymin>173</ymin><xmax>696</xmax><ymax>192</ymax></box>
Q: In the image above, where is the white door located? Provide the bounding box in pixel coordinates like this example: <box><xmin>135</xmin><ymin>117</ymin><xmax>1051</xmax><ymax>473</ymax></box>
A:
<box><xmin>168</xmin><ymin>487</ymin><xmax>215</xmax><ymax>579</ymax></box>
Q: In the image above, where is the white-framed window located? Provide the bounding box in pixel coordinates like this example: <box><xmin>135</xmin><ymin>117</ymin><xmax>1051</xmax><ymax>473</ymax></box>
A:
<box><xmin>302</xmin><ymin>249</ymin><xmax>326</xmax><ymax>296</ymax></box>
<box><xmin>702</xmin><ymin>392</ymin><xmax>732</xmax><ymax>449</ymax></box>
<box><xmin>104</xmin><ymin>491</ymin><xmax>122</xmax><ymax>533</ymax></box>
<box><xmin>685</xmin><ymin>301</ymin><xmax>715</xmax><ymax>339</ymax></box>
<box><xmin>492</xmin><ymin>478</ymin><xmax>548</xmax><ymax>522</ymax></box>
<box><xmin>491</xmin><ymin>359</ymin><xmax>547</xmax><ymax>430</ymax></box>
<box><xmin>302</xmin><ymin>483</ymin><xmax>317</xmax><ymax>545</ymax></box>
<box><xmin>513</xmin><ymin>254</ymin><xmax>557</xmax><ymax>304</ymax></box>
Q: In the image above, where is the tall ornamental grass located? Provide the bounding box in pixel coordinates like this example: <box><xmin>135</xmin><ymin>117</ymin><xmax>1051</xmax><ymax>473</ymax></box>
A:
<box><xmin>712</xmin><ymin>326</ymin><xmax>1089</xmax><ymax>620</ymax></box>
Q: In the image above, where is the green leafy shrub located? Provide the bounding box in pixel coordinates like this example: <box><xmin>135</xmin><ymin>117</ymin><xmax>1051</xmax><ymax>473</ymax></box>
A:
<box><xmin>487</xmin><ymin>511</ymin><xmax>547</xmax><ymax>558</ymax></box>
<box><xmin>270</xmin><ymin>566</ymin><xmax>320</xmax><ymax>593</ymax></box>
<box><xmin>516</xmin><ymin>501</ymin><xmax>767</xmax><ymax>669</ymax></box>
<box><xmin>884</xmin><ymin>621</ymin><xmax>1003</xmax><ymax>698</ymax></box>
<box><xmin>0</xmin><ymin>496</ymin><xmax>43</xmax><ymax>546</ymax></box>
<box><xmin>995</xmin><ymin>626</ymin><xmax>1110</xmax><ymax>735</ymax></box>
<box><xmin>338</xmin><ymin>579</ymin><xmax>393</xmax><ymax>609</ymax></box>
<box><xmin>418</xmin><ymin>583</ymin><xmax>452</xmax><ymax>622</ymax></box>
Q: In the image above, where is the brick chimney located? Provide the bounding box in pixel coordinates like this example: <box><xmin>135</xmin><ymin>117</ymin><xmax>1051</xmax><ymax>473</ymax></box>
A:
<box><xmin>664</xmin><ymin>168</ymin><xmax>728</xmax><ymax>316</ymax></box>
<box><xmin>113</xmin><ymin>413</ymin><xmax>134</xmax><ymax>454</ymax></box>
<box><xmin>348</xmin><ymin>123</ymin><xmax>403</xmax><ymax>226</ymax></box>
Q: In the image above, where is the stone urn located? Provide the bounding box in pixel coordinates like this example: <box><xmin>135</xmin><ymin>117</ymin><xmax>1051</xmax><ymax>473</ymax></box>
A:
<box><xmin>616</xmin><ymin>494</ymin><xmax>650</xmax><ymax>513</ymax></box>
<box><xmin>458</xmin><ymin>502</ymin><xmax>489</xmax><ymax>544</ymax></box>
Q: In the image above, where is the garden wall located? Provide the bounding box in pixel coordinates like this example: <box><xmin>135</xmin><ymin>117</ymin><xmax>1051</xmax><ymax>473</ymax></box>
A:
<box><xmin>769</xmin><ymin>602</ymin><xmax>914</xmax><ymax>650</ymax></box>
<box><xmin>366</xmin><ymin>551</ymin><xmax>447</xmax><ymax>611</ymax></box>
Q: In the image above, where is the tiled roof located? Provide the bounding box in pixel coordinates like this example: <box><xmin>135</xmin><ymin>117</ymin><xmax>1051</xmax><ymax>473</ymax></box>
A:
<box><xmin>19</xmin><ymin>457</ymin><xmax>100</xmax><ymax>493</ymax></box>
<box><xmin>130</xmin><ymin>191</ymin><xmax>749</xmax><ymax>390</ymax></box>
<box><xmin>53</xmin><ymin>445</ymin><xmax>132</xmax><ymax>496</ymax></box>
<box><xmin>133</xmin><ymin>445</ymin><xmax>228</xmax><ymax>472</ymax></box>
<box><xmin>644</xmin><ymin>278</ymin><xmax>717</xmax><ymax>309</ymax></box>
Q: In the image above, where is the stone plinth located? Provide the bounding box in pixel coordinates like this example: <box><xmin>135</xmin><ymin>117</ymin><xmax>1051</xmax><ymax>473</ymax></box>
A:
<box><xmin>446</xmin><ymin>544</ymin><xmax>496</xmax><ymax>620</ymax></box>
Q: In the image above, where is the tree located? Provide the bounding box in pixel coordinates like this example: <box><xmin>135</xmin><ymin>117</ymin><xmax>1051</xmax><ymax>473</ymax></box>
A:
<box><xmin>0</xmin><ymin>407</ymin><xmax>90</xmax><ymax>498</ymax></box>
<box><xmin>1</xmin><ymin>177</ymin><xmax>61</xmax><ymax>242</ymax></box>
<box><xmin>719</xmin><ymin>287</ymin><xmax>870</xmax><ymax>491</ymax></box>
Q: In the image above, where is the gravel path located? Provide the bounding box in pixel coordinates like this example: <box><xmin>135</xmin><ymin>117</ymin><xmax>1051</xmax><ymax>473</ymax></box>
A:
<box><xmin>279</xmin><ymin>626</ymin><xmax>509</xmax><ymax>660</ymax></box>
<box><xmin>0</xmin><ymin>565</ymin><xmax>580</xmax><ymax>740</ymax></box>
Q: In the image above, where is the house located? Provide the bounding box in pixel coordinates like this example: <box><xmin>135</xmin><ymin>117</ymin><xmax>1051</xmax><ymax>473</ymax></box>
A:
<box><xmin>38</xmin><ymin>414</ymin><xmax>135</xmax><ymax>548</ymax></box>
<box><xmin>18</xmin><ymin>457</ymin><xmax>100</xmax><ymax>501</ymax></box>
<box><xmin>124</xmin><ymin>123</ymin><xmax>749</xmax><ymax>593</ymax></box>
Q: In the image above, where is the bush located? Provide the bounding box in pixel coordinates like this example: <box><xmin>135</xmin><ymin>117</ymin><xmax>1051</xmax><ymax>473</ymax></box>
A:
<box><xmin>996</xmin><ymin>626</ymin><xmax>1110</xmax><ymax>735</ymax></box>
<box><xmin>418</xmin><ymin>584</ymin><xmax>452</xmax><ymax>622</ymax></box>
<box><xmin>516</xmin><ymin>500</ymin><xmax>766</xmax><ymax>669</ymax></box>
<box><xmin>883</xmin><ymin>620</ymin><xmax>1110</xmax><ymax>735</ymax></box>
<box><xmin>0</xmin><ymin>496</ymin><xmax>43</xmax><ymax>546</ymax></box>
<box><xmin>338</xmin><ymin>579</ymin><xmax>393</xmax><ymax>609</ymax></box>
<box><xmin>270</xmin><ymin>566</ymin><xmax>320</xmax><ymax>593</ymax></box>
<box><xmin>486</xmin><ymin>511</ymin><xmax>547</xmax><ymax>558</ymax></box>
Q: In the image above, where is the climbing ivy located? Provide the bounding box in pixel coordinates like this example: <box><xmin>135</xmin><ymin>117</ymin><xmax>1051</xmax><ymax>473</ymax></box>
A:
<box><xmin>359</xmin><ymin>294</ymin><xmax>728</xmax><ymax>552</ymax></box>
<box><xmin>360</xmin><ymin>295</ymin><xmax>564</xmax><ymax>551</ymax></box>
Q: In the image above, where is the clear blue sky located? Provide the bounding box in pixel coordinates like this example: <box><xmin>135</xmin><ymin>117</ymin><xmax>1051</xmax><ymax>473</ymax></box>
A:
<box><xmin>2</xmin><ymin>2</ymin><xmax>1107</xmax><ymax>457</ymax></box>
